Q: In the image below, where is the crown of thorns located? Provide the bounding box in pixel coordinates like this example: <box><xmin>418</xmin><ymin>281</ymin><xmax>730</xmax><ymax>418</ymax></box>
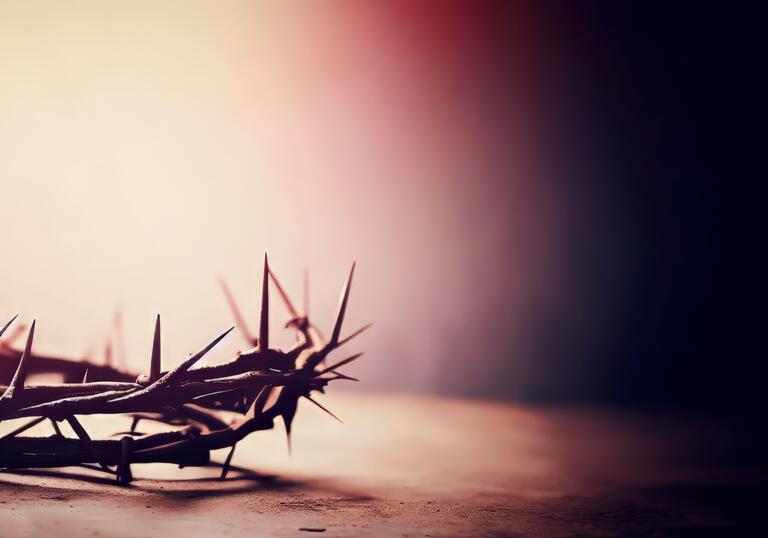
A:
<box><xmin>0</xmin><ymin>256</ymin><xmax>368</xmax><ymax>484</ymax></box>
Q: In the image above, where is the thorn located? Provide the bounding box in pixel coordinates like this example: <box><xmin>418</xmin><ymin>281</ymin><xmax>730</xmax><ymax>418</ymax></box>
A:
<box><xmin>1</xmin><ymin>319</ymin><xmax>35</xmax><ymax>399</ymax></box>
<box><xmin>330</xmin><ymin>263</ymin><xmax>356</xmax><ymax>347</ymax></box>
<box><xmin>108</xmin><ymin>326</ymin><xmax>233</xmax><ymax>404</ymax></box>
<box><xmin>82</xmin><ymin>368</ymin><xmax>89</xmax><ymax>383</ymax></box>
<box><xmin>104</xmin><ymin>340</ymin><xmax>113</xmax><ymax>367</ymax></box>
<box><xmin>130</xmin><ymin>416</ymin><xmax>140</xmax><ymax>433</ymax></box>
<box><xmin>281</xmin><ymin>393</ymin><xmax>297</xmax><ymax>457</ymax></box>
<box><xmin>304</xmin><ymin>395</ymin><xmax>343</xmax><ymax>423</ymax></box>
<box><xmin>149</xmin><ymin>314</ymin><xmax>161</xmax><ymax>383</ymax></box>
<box><xmin>161</xmin><ymin>326</ymin><xmax>234</xmax><ymax>382</ymax></box>
<box><xmin>218</xmin><ymin>276</ymin><xmax>257</xmax><ymax>346</ymax></box>
<box><xmin>0</xmin><ymin>314</ymin><xmax>18</xmax><ymax>338</ymax></box>
<box><xmin>2</xmin><ymin>323</ymin><xmax>27</xmax><ymax>346</ymax></box>
<box><xmin>67</xmin><ymin>415</ymin><xmax>111</xmax><ymax>472</ymax></box>
<box><xmin>220</xmin><ymin>444</ymin><xmax>237</xmax><ymax>480</ymax></box>
<box><xmin>336</xmin><ymin>323</ymin><xmax>373</xmax><ymax>348</ymax></box>
<box><xmin>317</xmin><ymin>352</ymin><xmax>364</xmax><ymax>376</ymax></box>
<box><xmin>113</xmin><ymin>307</ymin><xmax>126</xmax><ymax>367</ymax></box>
<box><xmin>331</xmin><ymin>372</ymin><xmax>359</xmax><ymax>382</ymax></box>
<box><xmin>268</xmin><ymin>265</ymin><xmax>299</xmax><ymax>319</ymax></box>
<box><xmin>259</xmin><ymin>253</ymin><xmax>270</xmax><ymax>351</ymax></box>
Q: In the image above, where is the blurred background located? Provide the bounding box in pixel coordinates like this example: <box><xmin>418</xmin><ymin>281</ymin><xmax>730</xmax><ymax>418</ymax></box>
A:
<box><xmin>0</xmin><ymin>1</ymin><xmax>762</xmax><ymax>415</ymax></box>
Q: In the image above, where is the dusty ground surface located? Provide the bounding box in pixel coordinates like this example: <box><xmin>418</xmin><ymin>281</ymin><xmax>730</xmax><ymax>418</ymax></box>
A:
<box><xmin>0</xmin><ymin>393</ymin><xmax>764</xmax><ymax>537</ymax></box>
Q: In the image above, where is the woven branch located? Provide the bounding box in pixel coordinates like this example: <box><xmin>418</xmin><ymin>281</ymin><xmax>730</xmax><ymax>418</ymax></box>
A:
<box><xmin>0</xmin><ymin>256</ymin><xmax>369</xmax><ymax>484</ymax></box>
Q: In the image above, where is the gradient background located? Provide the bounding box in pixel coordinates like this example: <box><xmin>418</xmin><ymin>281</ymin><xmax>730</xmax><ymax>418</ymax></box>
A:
<box><xmin>0</xmin><ymin>2</ymin><xmax>762</xmax><ymax>414</ymax></box>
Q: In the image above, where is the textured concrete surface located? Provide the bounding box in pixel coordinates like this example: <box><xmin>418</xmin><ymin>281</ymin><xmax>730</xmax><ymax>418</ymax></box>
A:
<box><xmin>0</xmin><ymin>393</ymin><xmax>763</xmax><ymax>536</ymax></box>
